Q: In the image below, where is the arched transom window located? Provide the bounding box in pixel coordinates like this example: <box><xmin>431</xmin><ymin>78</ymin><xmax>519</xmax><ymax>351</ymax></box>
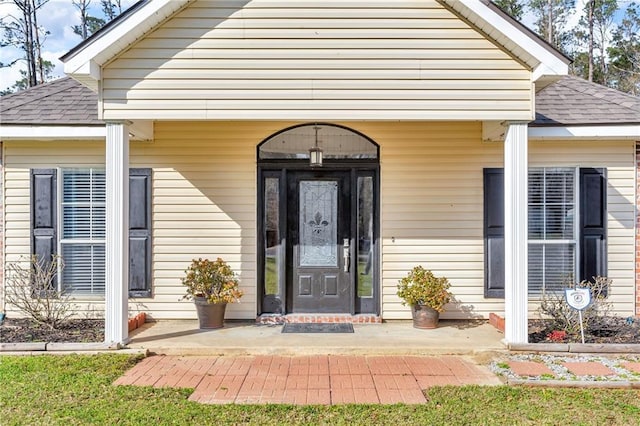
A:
<box><xmin>258</xmin><ymin>123</ymin><xmax>378</xmax><ymax>160</ymax></box>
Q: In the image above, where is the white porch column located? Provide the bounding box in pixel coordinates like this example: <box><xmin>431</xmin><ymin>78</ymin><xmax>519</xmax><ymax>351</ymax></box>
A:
<box><xmin>504</xmin><ymin>122</ymin><xmax>528</xmax><ymax>344</ymax></box>
<box><xmin>105</xmin><ymin>122</ymin><xmax>129</xmax><ymax>345</ymax></box>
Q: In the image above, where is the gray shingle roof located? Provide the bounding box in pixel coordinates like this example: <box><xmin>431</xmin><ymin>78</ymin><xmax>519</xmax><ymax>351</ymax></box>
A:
<box><xmin>533</xmin><ymin>75</ymin><xmax>640</xmax><ymax>126</ymax></box>
<box><xmin>2</xmin><ymin>74</ymin><xmax>638</xmax><ymax>127</ymax></box>
<box><xmin>0</xmin><ymin>77</ymin><xmax>102</xmax><ymax>125</ymax></box>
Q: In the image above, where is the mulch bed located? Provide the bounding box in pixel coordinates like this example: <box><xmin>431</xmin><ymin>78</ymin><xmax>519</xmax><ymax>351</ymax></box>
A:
<box><xmin>0</xmin><ymin>318</ymin><xmax>104</xmax><ymax>343</ymax></box>
<box><xmin>529</xmin><ymin>317</ymin><xmax>640</xmax><ymax>344</ymax></box>
<box><xmin>2</xmin><ymin>316</ymin><xmax>640</xmax><ymax>344</ymax></box>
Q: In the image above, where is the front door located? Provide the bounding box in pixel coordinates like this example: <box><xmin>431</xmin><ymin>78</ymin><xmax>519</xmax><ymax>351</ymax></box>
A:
<box><xmin>258</xmin><ymin>123</ymin><xmax>379</xmax><ymax>316</ymax></box>
<box><xmin>287</xmin><ymin>171</ymin><xmax>352</xmax><ymax>313</ymax></box>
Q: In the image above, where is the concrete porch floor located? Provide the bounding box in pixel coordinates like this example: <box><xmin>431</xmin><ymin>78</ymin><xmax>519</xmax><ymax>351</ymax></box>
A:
<box><xmin>126</xmin><ymin>319</ymin><xmax>505</xmax><ymax>356</ymax></box>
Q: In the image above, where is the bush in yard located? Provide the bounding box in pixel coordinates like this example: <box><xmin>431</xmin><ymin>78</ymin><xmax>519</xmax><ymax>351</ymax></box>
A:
<box><xmin>538</xmin><ymin>276</ymin><xmax>612</xmax><ymax>336</ymax></box>
<box><xmin>5</xmin><ymin>255</ymin><xmax>77</xmax><ymax>329</ymax></box>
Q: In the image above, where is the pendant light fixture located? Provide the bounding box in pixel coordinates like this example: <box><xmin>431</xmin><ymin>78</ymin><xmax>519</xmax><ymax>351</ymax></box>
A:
<box><xmin>309</xmin><ymin>125</ymin><xmax>323</xmax><ymax>167</ymax></box>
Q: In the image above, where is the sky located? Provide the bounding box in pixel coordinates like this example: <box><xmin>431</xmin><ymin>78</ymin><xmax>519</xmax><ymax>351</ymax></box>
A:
<box><xmin>0</xmin><ymin>0</ymin><xmax>634</xmax><ymax>93</ymax></box>
<box><xmin>0</xmin><ymin>0</ymin><xmax>136</xmax><ymax>91</ymax></box>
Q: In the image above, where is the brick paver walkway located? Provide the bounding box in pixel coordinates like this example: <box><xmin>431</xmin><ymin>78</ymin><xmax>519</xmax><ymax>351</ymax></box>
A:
<box><xmin>562</xmin><ymin>362</ymin><xmax>616</xmax><ymax>376</ymax></box>
<box><xmin>113</xmin><ymin>355</ymin><xmax>498</xmax><ymax>405</ymax></box>
<box><xmin>507</xmin><ymin>361</ymin><xmax>555</xmax><ymax>377</ymax></box>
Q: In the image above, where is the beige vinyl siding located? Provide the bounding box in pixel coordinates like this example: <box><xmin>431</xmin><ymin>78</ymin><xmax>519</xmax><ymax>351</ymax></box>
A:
<box><xmin>526</xmin><ymin>141</ymin><xmax>636</xmax><ymax>317</ymax></box>
<box><xmin>101</xmin><ymin>0</ymin><xmax>532</xmax><ymax>121</ymax></box>
<box><xmin>3</xmin><ymin>123</ymin><xmax>635</xmax><ymax>320</ymax></box>
<box><xmin>3</xmin><ymin>142</ymin><xmax>108</xmax><ymax>317</ymax></box>
<box><xmin>356</xmin><ymin>122</ymin><xmax>635</xmax><ymax>319</ymax></box>
<box><xmin>3</xmin><ymin>122</ymin><xmax>286</xmax><ymax>320</ymax></box>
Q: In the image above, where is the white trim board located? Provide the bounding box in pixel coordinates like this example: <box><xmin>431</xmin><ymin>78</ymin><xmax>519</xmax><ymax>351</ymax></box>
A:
<box><xmin>483</xmin><ymin>122</ymin><xmax>640</xmax><ymax>141</ymax></box>
<box><xmin>529</xmin><ymin>125</ymin><xmax>640</xmax><ymax>140</ymax></box>
<box><xmin>0</xmin><ymin>126</ymin><xmax>106</xmax><ymax>140</ymax></box>
<box><xmin>63</xmin><ymin>0</ymin><xmax>192</xmax><ymax>89</ymax></box>
<box><xmin>439</xmin><ymin>0</ymin><xmax>569</xmax><ymax>80</ymax></box>
<box><xmin>1</xmin><ymin>122</ymin><xmax>154</xmax><ymax>141</ymax></box>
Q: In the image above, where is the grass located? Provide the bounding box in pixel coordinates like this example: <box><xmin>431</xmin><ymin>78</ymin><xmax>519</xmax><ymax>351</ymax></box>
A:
<box><xmin>357</xmin><ymin>260</ymin><xmax>372</xmax><ymax>297</ymax></box>
<box><xmin>2</xmin><ymin>354</ymin><xmax>640</xmax><ymax>425</ymax></box>
<box><xmin>264</xmin><ymin>257</ymin><xmax>373</xmax><ymax>298</ymax></box>
<box><xmin>264</xmin><ymin>256</ymin><xmax>278</xmax><ymax>295</ymax></box>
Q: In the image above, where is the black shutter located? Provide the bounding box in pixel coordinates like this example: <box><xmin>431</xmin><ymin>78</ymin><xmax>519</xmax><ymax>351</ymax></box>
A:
<box><xmin>579</xmin><ymin>168</ymin><xmax>607</xmax><ymax>287</ymax></box>
<box><xmin>30</xmin><ymin>169</ymin><xmax>57</xmax><ymax>289</ymax></box>
<box><xmin>484</xmin><ymin>168</ymin><xmax>505</xmax><ymax>298</ymax></box>
<box><xmin>129</xmin><ymin>168</ymin><xmax>152</xmax><ymax>298</ymax></box>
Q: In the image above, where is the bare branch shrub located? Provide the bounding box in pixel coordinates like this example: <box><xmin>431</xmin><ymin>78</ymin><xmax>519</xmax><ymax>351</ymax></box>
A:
<box><xmin>5</xmin><ymin>255</ymin><xmax>77</xmax><ymax>329</ymax></box>
<box><xmin>538</xmin><ymin>276</ymin><xmax>612</xmax><ymax>335</ymax></box>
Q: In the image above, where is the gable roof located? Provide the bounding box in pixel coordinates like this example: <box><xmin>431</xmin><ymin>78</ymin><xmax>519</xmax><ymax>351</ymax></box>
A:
<box><xmin>441</xmin><ymin>0</ymin><xmax>569</xmax><ymax>82</ymax></box>
<box><xmin>533</xmin><ymin>75</ymin><xmax>640</xmax><ymax>126</ymax></box>
<box><xmin>0</xmin><ymin>77</ymin><xmax>102</xmax><ymax>125</ymax></box>
<box><xmin>61</xmin><ymin>0</ymin><xmax>569</xmax><ymax>90</ymax></box>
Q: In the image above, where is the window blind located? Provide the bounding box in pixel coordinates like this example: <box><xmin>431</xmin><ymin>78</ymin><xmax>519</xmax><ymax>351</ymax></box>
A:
<box><xmin>60</xmin><ymin>169</ymin><xmax>106</xmax><ymax>295</ymax></box>
<box><xmin>528</xmin><ymin>168</ymin><xmax>577</xmax><ymax>295</ymax></box>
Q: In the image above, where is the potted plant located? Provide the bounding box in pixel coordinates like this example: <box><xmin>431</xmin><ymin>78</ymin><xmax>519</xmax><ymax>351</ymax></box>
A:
<box><xmin>181</xmin><ymin>258</ymin><xmax>243</xmax><ymax>329</ymax></box>
<box><xmin>397</xmin><ymin>266</ymin><xmax>451</xmax><ymax>329</ymax></box>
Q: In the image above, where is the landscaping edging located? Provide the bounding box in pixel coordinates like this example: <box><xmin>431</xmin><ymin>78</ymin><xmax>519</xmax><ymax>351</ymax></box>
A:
<box><xmin>507</xmin><ymin>379</ymin><xmax>640</xmax><ymax>389</ymax></box>
<box><xmin>509</xmin><ymin>343</ymin><xmax>640</xmax><ymax>354</ymax></box>
<box><xmin>0</xmin><ymin>342</ymin><xmax>122</xmax><ymax>352</ymax></box>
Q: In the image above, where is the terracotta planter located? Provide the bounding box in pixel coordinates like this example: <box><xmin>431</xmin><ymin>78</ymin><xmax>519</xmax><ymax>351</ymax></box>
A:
<box><xmin>194</xmin><ymin>297</ymin><xmax>227</xmax><ymax>329</ymax></box>
<box><xmin>411</xmin><ymin>304</ymin><xmax>440</xmax><ymax>329</ymax></box>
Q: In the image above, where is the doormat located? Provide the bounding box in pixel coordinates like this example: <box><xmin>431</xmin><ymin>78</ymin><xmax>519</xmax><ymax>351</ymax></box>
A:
<box><xmin>282</xmin><ymin>323</ymin><xmax>354</xmax><ymax>333</ymax></box>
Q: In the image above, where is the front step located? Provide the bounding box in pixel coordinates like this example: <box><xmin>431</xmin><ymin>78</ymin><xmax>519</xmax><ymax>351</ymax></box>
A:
<box><xmin>256</xmin><ymin>314</ymin><xmax>382</xmax><ymax>325</ymax></box>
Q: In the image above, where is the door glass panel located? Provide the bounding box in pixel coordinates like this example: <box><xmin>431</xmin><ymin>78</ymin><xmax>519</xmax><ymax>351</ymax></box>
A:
<box><xmin>264</xmin><ymin>177</ymin><xmax>280</xmax><ymax>295</ymax></box>
<box><xmin>357</xmin><ymin>176</ymin><xmax>374</xmax><ymax>297</ymax></box>
<box><xmin>299</xmin><ymin>180</ymin><xmax>338</xmax><ymax>267</ymax></box>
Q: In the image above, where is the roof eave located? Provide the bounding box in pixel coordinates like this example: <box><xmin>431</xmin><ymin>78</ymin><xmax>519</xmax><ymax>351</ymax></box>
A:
<box><xmin>0</xmin><ymin>121</ymin><xmax>154</xmax><ymax>141</ymax></box>
<box><xmin>439</xmin><ymin>0</ymin><xmax>570</xmax><ymax>82</ymax></box>
<box><xmin>62</xmin><ymin>0</ymin><xmax>192</xmax><ymax>87</ymax></box>
<box><xmin>63</xmin><ymin>0</ymin><xmax>571</xmax><ymax>91</ymax></box>
<box><xmin>0</xmin><ymin>125</ymin><xmax>106</xmax><ymax>140</ymax></box>
<box><xmin>529</xmin><ymin>124</ymin><xmax>640</xmax><ymax>140</ymax></box>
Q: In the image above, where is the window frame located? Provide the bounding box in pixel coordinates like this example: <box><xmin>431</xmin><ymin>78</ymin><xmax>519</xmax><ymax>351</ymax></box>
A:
<box><xmin>527</xmin><ymin>166</ymin><xmax>580</xmax><ymax>296</ymax></box>
<box><xmin>56</xmin><ymin>167</ymin><xmax>106</xmax><ymax>297</ymax></box>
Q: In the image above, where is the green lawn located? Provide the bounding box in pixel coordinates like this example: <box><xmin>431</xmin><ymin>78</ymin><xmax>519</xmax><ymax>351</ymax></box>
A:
<box><xmin>1</xmin><ymin>354</ymin><xmax>640</xmax><ymax>425</ymax></box>
<box><xmin>264</xmin><ymin>256</ymin><xmax>278</xmax><ymax>295</ymax></box>
<box><xmin>265</xmin><ymin>258</ymin><xmax>373</xmax><ymax>297</ymax></box>
<box><xmin>357</xmin><ymin>260</ymin><xmax>373</xmax><ymax>297</ymax></box>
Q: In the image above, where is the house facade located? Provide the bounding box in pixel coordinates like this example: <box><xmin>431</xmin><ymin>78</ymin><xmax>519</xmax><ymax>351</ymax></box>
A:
<box><xmin>1</xmin><ymin>0</ymin><xmax>639</xmax><ymax>346</ymax></box>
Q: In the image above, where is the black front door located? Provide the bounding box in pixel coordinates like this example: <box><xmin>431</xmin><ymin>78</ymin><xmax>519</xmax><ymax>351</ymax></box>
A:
<box><xmin>287</xmin><ymin>171</ymin><xmax>352</xmax><ymax>313</ymax></box>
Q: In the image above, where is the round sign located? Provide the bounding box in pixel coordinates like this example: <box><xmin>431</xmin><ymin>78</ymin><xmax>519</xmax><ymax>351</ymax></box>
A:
<box><xmin>565</xmin><ymin>288</ymin><xmax>591</xmax><ymax>311</ymax></box>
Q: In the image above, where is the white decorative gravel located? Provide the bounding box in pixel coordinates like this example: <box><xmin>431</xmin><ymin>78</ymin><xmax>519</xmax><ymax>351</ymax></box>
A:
<box><xmin>490</xmin><ymin>354</ymin><xmax>640</xmax><ymax>382</ymax></box>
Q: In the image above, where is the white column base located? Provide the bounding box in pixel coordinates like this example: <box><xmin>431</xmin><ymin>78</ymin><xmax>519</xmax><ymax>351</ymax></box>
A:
<box><xmin>504</xmin><ymin>122</ymin><xmax>528</xmax><ymax>344</ymax></box>
<box><xmin>105</xmin><ymin>122</ymin><xmax>129</xmax><ymax>345</ymax></box>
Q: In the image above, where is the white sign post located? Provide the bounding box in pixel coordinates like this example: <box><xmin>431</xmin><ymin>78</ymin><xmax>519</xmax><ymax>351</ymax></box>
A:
<box><xmin>565</xmin><ymin>288</ymin><xmax>591</xmax><ymax>344</ymax></box>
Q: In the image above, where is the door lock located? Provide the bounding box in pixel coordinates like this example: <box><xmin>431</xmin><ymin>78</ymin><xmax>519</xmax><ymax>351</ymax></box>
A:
<box><xmin>343</xmin><ymin>238</ymin><xmax>350</xmax><ymax>273</ymax></box>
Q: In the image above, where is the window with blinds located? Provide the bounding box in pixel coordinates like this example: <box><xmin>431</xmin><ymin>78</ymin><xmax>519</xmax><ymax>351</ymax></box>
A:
<box><xmin>528</xmin><ymin>168</ymin><xmax>577</xmax><ymax>295</ymax></box>
<box><xmin>60</xmin><ymin>169</ymin><xmax>106</xmax><ymax>295</ymax></box>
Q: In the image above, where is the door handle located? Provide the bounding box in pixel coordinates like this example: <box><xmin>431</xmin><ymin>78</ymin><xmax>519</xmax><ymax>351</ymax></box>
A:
<box><xmin>343</xmin><ymin>238</ymin><xmax>350</xmax><ymax>273</ymax></box>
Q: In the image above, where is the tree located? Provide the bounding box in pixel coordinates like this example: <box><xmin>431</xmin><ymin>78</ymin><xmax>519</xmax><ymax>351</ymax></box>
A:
<box><xmin>0</xmin><ymin>0</ymin><xmax>50</xmax><ymax>90</ymax></box>
<box><xmin>0</xmin><ymin>59</ymin><xmax>54</xmax><ymax>95</ymax></box>
<box><xmin>571</xmin><ymin>0</ymin><xmax>617</xmax><ymax>84</ymax></box>
<box><xmin>528</xmin><ymin>0</ymin><xmax>576</xmax><ymax>54</ymax></box>
<box><xmin>101</xmin><ymin>0</ymin><xmax>122</xmax><ymax>21</ymax></box>
<box><xmin>72</xmin><ymin>0</ymin><xmax>105</xmax><ymax>40</ymax></box>
<box><xmin>608</xmin><ymin>2</ymin><xmax>640</xmax><ymax>95</ymax></box>
<box><xmin>493</xmin><ymin>0</ymin><xmax>525</xmax><ymax>20</ymax></box>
